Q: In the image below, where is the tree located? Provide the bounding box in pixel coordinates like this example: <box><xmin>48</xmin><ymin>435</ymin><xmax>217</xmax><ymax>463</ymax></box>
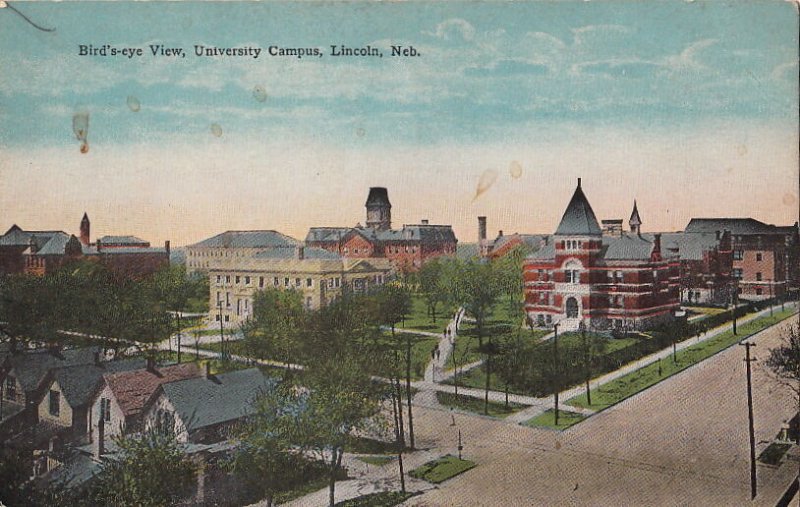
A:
<box><xmin>270</xmin><ymin>353</ymin><xmax>390</xmax><ymax>507</ymax></box>
<box><xmin>766</xmin><ymin>320</ymin><xmax>800</xmax><ymax>505</ymax></box>
<box><xmin>418</xmin><ymin>259</ymin><xmax>447</xmax><ymax>324</ymax></box>
<box><xmin>451</xmin><ymin>260</ymin><xmax>502</xmax><ymax>349</ymax></box>
<box><xmin>230</xmin><ymin>390</ymin><xmax>309</xmax><ymax>507</ymax></box>
<box><xmin>87</xmin><ymin>430</ymin><xmax>196</xmax><ymax>507</ymax></box>
<box><xmin>247</xmin><ymin>287</ymin><xmax>306</xmax><ymax>367</ymax></box>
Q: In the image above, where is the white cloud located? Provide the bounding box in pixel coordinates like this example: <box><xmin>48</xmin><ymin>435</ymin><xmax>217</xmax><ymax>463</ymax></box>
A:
<box><xmin>425</xmin><ymin>18</ymin><xmax>475</xmax><ymax>42</ymax></box>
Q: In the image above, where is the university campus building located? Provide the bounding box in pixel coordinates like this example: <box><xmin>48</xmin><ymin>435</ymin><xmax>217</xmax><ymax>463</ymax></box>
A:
<box><xmin>0</xmin><ymin>214</ymin><xmax>169</xmax><ymax>279</ymax></box>
<box><xmin>207</xmin><ymin>245</ymin><xmax>392</xmax><ymax>326</ymax></box>
<box><xmin>305</xmin><ymin>187</ymin><xmax>458</xmax><ymax>271</ymax></box>
<box><xmin>524</xmin><ymin>179</ymin><xmax>681</xmax><ymax>332</ymax></box>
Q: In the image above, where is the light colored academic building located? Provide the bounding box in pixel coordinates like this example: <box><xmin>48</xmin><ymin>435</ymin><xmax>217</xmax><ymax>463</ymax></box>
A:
<box><xmin>208</xmin><ymin>245</ymin><xmax>393</xmax><ymax>326</ymax></box>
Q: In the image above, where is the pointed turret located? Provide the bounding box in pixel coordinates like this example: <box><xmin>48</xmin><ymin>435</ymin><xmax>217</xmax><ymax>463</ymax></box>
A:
<box><xmin>629</xmin><ymin>200</ymin><xmax>642</xmax><ymax>236</ymax></box>
<box><xmin>80</xmin><ymin>213</ymin><xmax>90</xmax><ymax>245</ymax></box>
<box><xmin>554</xmin><ymin>178</ymin><xmax>602</xmax><ymax>236</ymax></box>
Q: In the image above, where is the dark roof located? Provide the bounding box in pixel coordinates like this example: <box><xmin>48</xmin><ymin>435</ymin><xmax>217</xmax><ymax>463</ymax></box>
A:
<box><xmin>602</xmin><ymin>234</ymin><xmax>654</xmax><ymax>260</ymax></box>
<box><xmin>0</xmin><ymin>229</ymin><xmax>65</xmax><ymax>247</ymax></box>
<box><xmin>378</xmin><ymin>224</ymin><xmax>457</xmax><ymax>244</ymax></box>
<box><xmin>554</xmin><ymin>180</ymin><xmax>602</xmax><ymax>236</ymax></box>
<box><xmin>104</xmin><ymin>363</ymin><xmax>201</xmax><ymax>418</ymax></box>
<box><xmin>158</xmin><ymin>368</ymin><xmax>274</xmax><ymax>432</ymax></box>
<box><xmin>491</xmin><ymin>234</ymin><xmax>548</xmax><ymax>253</ymax></box>
<box><xmin>5</xmin><ymin>347</ymin><xmax>101</xmax><ymax>393</ymax></box>
<box><xmin>656</xmin><ymin>232</ymin><xmax>720</xmax><ymax>261</ymax></box>
<box><xmin>365</xmin><ymin>187</ymin><xmax>391</xmax><ymax>207</ymax></box>
<box><xmin>254</xmin><ymin>246</ymin><xmax>341</xmax><ymax>260</ymax></box>
<box><xmin>684</xmin><ymin>218</ymin><xmax>785</xmax><ymax>235</ymax></box>
<box><xmin>52</xmin><ymin>358</ymin><xmax>147</xmax><ymax>408</ymax></box>
<box><xmin>97</xmin><ymin>235</ymin><xmax>148</xmax><ymax>245</ymax></box>
<box><xmin>189</xmin><ymin>231</ymin><xmax>300</xmax><ymax>249</ymax></box>
<box><xmin>305</xmin><ymin>227</ymin><xmax>352</xmax><ymax>243</ymax></box>
<box><xmin>629</xmin><ymin>201</ymin><xmax>642</xmax><ymax>226</ymax></box>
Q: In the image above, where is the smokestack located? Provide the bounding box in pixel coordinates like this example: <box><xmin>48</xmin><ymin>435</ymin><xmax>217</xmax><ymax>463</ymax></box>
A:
<box><xmin>478</xmin><ymin>217</ymin><xmax>487</xmax><ymax>241</ymax></box>
<box><xmin>94</xmin><ymin>418</ymin><xmax>105</xmax><ymax>460</ymax></box>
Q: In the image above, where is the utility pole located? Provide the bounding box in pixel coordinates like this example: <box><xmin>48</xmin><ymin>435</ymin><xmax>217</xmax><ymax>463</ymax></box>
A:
<box><xmin>582</xmin><ymin>323</ymin><xmax>591</xmax><ymax>406</ymax></box>
<box><xmin>553</xmin><ymin>323</ymin><xmax>560</xmax><ymax>426</ymax></box>
<box><xmin>768</xmin><ymin>279</ymin><xmax>774</xmax><ymax>317</ymax></box>
<box><xmin>732</xmin><ymin>280</ymin><xmax>738</xmax><ymax>335</ymax></box>
<box><xmin>740</xmin><ymin>341</ymin><xmax>757</xmax><ymax>500</ymax></box>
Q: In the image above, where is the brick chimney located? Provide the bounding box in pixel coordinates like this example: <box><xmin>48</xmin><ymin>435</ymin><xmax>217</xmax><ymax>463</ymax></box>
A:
<box><xmin>296</xmin><ymin>246</ymin><xmax>305</xmax><ymax>260</ymax></box>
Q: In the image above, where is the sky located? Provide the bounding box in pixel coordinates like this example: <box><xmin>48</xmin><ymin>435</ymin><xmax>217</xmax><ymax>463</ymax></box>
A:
<box><xmin>0</xmin><ymin>1</ymin><xmax>797</xmax><ymax>246</ymax></box>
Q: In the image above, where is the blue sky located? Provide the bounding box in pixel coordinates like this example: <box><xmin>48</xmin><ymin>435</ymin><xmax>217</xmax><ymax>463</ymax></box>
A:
<box><xmin>0</xmin><ymin>1</ymin><xmax>797</xmax><ymax>244</ymax></box>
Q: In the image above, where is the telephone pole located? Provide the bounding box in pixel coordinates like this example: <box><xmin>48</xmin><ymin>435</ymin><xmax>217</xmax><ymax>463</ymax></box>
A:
<box><xmin>740</xmin><ymin>341</ymin><xmax>757</xmax><ymax>500</ymax></box>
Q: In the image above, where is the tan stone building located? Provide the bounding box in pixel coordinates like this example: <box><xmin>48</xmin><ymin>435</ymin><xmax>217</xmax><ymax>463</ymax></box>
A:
<box><xmin>185</xmin><ymin>230</ymin><xmax>301</xmax><ymax>276</ymax></box>
<box><xmin>208</xmin><ymin>245</ymin><xmax>392</xmax><ymax>327</ymax></box>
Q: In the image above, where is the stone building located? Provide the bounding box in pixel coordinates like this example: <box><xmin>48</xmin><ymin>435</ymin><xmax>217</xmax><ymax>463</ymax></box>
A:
<box><xmin>208</xmin><ymin>246</ymin><xmax>392</xmax><ymax>326</ymax></box>
<box><xmin>185</xmin><ymin>230</ymin><xmax>301</xmax><ymax>275</ymax></box>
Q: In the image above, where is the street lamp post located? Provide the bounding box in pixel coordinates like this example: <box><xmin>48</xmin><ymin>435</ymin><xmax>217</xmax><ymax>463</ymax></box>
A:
<box><xmin>553</xmin><ymin>322</ymin><xmax>560</xmax><ymax>426</ymax></box>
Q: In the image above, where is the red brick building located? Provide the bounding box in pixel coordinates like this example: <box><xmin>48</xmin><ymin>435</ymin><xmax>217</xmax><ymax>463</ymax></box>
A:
<box><xmin>306</xmin><ymin>187</ymin><xmax>457</xmax><ymax>271</ymax></box>
<box><xmin>0</xmin><ymin>214</ymin><xmax>169</xmax><ymax>279</ymax></box>
<box><xmin>684</xmin><ymin>218</ymin><xmax>799</xmax><ymax>300</ymax></box>
<box><xmin>524</xmin><ymin>179</ymin><xmax>680</xmax><ymax>332</ymax></box>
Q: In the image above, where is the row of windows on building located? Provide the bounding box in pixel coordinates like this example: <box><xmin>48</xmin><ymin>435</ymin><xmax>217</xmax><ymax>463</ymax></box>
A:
<box><xmin>215</xmin><ymin>274</ymin><xmax>385</xmax><ymax>289</ymax></box>
<box><xmin>733</xmin><ymin>250</ymin><xmax>766</xmax><ymax>261</ymax></box>
<box><xmin>731</xmin><ymin>269</ymin><xmax>769</xmax><ymax>281</ymax></box>
<box><xmin>534</xmin><ymin>294</ymin><xmax>630</xmax><ymax>308</ymax></box>
<box><xmin>534</xmin><ymin>269</ymin><xmax>664</xmax><ymax>284</ymax></box>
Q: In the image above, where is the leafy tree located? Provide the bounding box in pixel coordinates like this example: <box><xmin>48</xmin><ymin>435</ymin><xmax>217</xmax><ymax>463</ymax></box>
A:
<box><xmin>268</xmin><ymin>353</ymin><xmax>390</xmax><ymax>507</ymax></box>
<box><xmin>767</xmin><ymin>321</ymin><xmax>800</xmax><ymax>402</ymax></box>
<box><xmin>451</xmin><ymin>260</ymin><xmax>502</xmax><ymax>348</ymax></box>
<box><xmin>87</xmin><ymin>429</ymin><xmax>196</xmax><ymax>507</ymax></box>
<box><xmin>230</xmin><ymin>393</ymin><xmax>308</xmax><ymax>507</ymax></box>
<box><xmin>247</xmin><ymin>287</ymin><xmax>306</xmax><ymax>367</ymax></box>
<box><xmin>417</xmin><ymin>259</ymin><xmax>447</xmax><ymax>324</ymax></box>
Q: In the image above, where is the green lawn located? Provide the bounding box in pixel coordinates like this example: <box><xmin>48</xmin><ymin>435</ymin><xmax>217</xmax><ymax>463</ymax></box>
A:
<box><xmin>435</xmin><ymin>391</ymin><xmax>526</xmax><ymax>418</ymax></box>
<box><xmin>409</xmin><ymin>454</ymin><xmax>477</xmax><ymax>484</ymax></box>
<box><xmin>335</xmin><ymin>491</ymin><xmax>417</xmax><ymax>507</ymax></box>
<box><xmin>568</xmin><ymin>308</ymin><xmax>798</xmax><ymax>411</ymax></box>
<box><xmin>445</xmin><ymin>332</ymin><xmax>640</xmax><ymax>396</ymax></box>
<box><xmin>399</xmin><ymin>295</ymin><xmax>455</xmax><ymax>332</ymax></box>
<box><xmin>523</xmin><ymin>409</ymin><xmax>587</xmax><ymax>430</ymax></box>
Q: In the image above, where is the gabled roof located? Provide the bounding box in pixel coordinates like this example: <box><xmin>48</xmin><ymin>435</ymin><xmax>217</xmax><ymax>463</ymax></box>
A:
<box><xmin>602</xmin><ymin>234</ymin><xmax>654</xmax><ymax>260</ymax></box>
<box><xmin>189</xmin><ymin>230</ymin><xmax>300</xmax><ymax>249</ymax></box>
<box><xmin>103</xmin><ymin>363</ymin><xmax>201</xmax><ymax>419</ymax></box>
<box><xmin>4</xmin><ymin>347</ymin><xmax>101</xmax><ymax>394</ymax></box>
<box><xmin>0</xmin><ymin>229</ymin><xmax>65</xmax><ymax>247</ymax></box>
<box><xmin>97</xmin><ymin>235</ymin><xmax>148</xmax><ymax>245</ymax></box>
<box><xmin>377</xmin><ymin>224</ymin><xmax>457</xmax><ymax>244</ymax></box>
<box><xmin>684</xmin><ymin>218</ymin><xmax>784</xmax><ymax>235</ymax></box>
<box><xmin>554</xmin><ymin>180</ymin><xmax>602</xmax><ymax>236</ymax></box>
<box><xmin>305</xmin><ymin>227</ymin><xmax>352</xmax><ymax>243</ymax></box>
<box><xmin>157</xmin><ymin>368</ymin><xmax>274</xmax><ymax>432</ymax></box>
<box><xmin>492</xmin><ymin>234</ymin><xmax>548</xmax><ymax>253</ymax></box>
<box><xmin>52</xmin><ymin>358</ymin><xmax>147</xmax><ymax>408</ymax></box>
<box><xmin>656</xmin><ymin>232</ymin><xmax>720</xmax><ymax>261</ymax></box>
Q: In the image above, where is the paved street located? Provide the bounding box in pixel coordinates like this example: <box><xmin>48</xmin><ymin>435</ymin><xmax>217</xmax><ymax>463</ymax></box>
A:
<box><xmin>396</xmin><ymin>315</ymin><xmax>799</xmax><ymax>506</ymax></box>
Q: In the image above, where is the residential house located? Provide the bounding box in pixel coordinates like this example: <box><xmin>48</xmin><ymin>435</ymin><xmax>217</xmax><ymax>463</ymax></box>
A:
<box><xmin>143</xmin><ymin>367</ymin><xmax>274</xmax><ymax>443</ymax></box>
